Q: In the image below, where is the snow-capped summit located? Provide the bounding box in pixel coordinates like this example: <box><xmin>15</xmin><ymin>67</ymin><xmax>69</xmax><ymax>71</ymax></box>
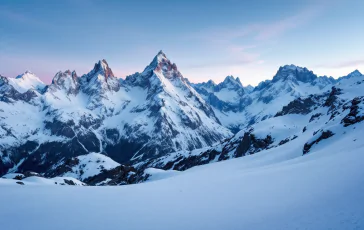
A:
<box><xmin>80</xmin><ymin>59</ymin><xmax>120</xmax><ymax>100</ymax></box>
<box><xmin>272</xmin><ymin>64</ymin><xmax>317</xmax><ymax>83</ymax></box>
<box><xmin>144</xmin><ymin>50</ymin><xmax>181</xmax><ymax>80</ymax></box>
<box><xmin>216</xmin><ymin>76</ymin><xmax>243</xmax><ymax>91</ymax></box>
<box><xmin>339</xmin><ymin>69</ymin><xmax>363</xmax><ymax>81</ymax></box>
<box><xmin>8</xmin><ymin>71</ymin><xmax>46</xmax><ymax>93</ymax></box>
<box><xmin>92</xmin><ymin>59</ymin><xmax>115</xmax><ymax>80</ymax></box>
<box><xmin>126</xmin><ymin>51</ymin><xmax>186</xmax><ymax>90</ymax></box>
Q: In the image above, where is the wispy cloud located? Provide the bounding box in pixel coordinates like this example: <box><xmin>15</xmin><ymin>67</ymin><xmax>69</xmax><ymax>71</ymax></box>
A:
<box><xmin>192</xmin><ymin>2</ymin><xmax>326</xmax><ymax>43</ymax></box>
<box><xmin>255</xmin><ymin>4</ymin><xmax>325</xmax><ymax>41</ymax></box>
<box><xmin>188</xmin><ymin>1</ymin><xmax>328</xmax><ymax>68</ymax></box>
<box><xmin>314</xmin><ymin>59</ymin><xmax>364</xmax><ymax>69</ymax></box>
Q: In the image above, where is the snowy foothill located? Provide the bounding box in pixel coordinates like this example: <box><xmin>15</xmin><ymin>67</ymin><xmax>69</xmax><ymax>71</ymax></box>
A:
<box><xmin>0</xmin><ymin>123</ymin><xmax>363</xmax><ymax>229</ymax></box>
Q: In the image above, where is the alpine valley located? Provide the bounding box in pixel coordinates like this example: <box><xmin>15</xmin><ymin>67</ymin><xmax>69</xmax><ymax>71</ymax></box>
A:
<box><xmin>1</xmin><ymin>51</ymin><xmax>364</xmax><ymax>188</ymax></box>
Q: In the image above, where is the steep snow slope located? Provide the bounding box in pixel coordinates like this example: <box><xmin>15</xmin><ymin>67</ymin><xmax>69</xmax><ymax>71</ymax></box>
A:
<box><xmin>0</xmin><ymin>123</ymin><xmax>363</xmax><ymax>230</ymax></box>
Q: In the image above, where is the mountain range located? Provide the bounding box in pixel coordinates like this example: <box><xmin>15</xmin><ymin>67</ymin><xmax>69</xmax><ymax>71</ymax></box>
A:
<box><xmin>1</xmin><ymin>51</ymin><xmax>363</xmax><ymax>185</ymax></box>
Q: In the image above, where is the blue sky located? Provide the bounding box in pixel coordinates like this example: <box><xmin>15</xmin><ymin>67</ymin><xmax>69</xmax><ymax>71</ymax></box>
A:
<box><xmin>0</xmin><ymin>0</ymin><xmax>363</xmax><ymax>85</ymax></box>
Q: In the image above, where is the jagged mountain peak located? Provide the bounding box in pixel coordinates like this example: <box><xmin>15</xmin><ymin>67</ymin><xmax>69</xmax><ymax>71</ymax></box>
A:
<box><xmin>52</xmin><ymin>70</ymin><xmax>78</xmax><ymax>85</ymax></box>
<box><xmin>156</xmin><ymin>50</ymin><xmax>167</xmax><ymax>59</ymax></box>
<box><xmin>143</xmin><ymin>50</ymin><xmax>178</xmax><ymax>75</ymax></box>
<box><xmin>90</xmin><ymin>59</ymin><xmax>114</xmax><ymax>80</ymax></box>
<box><xmin>78</xmin><ymin>60</ymin><xmax>120</xmax><ymax>105</ymax></box>
<box><xmin>218</xmin><ymin>75</ymin><xmax>243</xmax><ymax>90</ymax></box>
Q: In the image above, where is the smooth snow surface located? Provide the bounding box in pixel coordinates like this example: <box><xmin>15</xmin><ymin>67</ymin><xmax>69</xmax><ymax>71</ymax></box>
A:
<box><xmin>1</xmin><ymin>131</ymin><xmax>363</xmax><ymax>230</ymax></box>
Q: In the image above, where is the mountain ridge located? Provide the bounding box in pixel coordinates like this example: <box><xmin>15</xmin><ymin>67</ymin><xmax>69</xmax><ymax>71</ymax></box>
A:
<box><xmin>1</xmin><ymin>52</ymin><xmax>363</xmax><ymax>185</ymax></box>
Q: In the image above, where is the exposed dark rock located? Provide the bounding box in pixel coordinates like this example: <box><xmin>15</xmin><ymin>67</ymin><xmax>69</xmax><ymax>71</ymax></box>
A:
<box><xmin>309</xmin><ymin>113</ymin><xmax>322</xmax><ymax>122</ymax></box>
<box><xmin>341</xmin><ymin>97</ymin><xmax>364</xmax><ymax>127</ymax></box>
<box><xmin>279</xmin><ymin>138</ymin><xmax>290</xmax><ymax>146</ymax></box>
<box><xmin>63</xmin><ymin>179</ymin><xmax>76</xmax><ymax>186</ymax></box>
<box><xmin>84</xmin><ymin>165</ymin><xmax>138</xmax><ymax>186</ymax></box>
<box><xmin>14</xmin><ymin>175</ymin><xmax>25</xmax><ymax>180</ymax></box>
<box><xmin>143</xmin><ymin>131</ymin><xmax>274</xmax><ymax>172</ymax></box>
<box><xmin>24</xmin><ymin>171</ymin><xmax>41</xmax><ymax>178</ymax></box>
<box><xmin>235</xmin><ymin>133</ymin><xmax>252</xmax><ymax>157</ymax></box>
<box><xmin>44</xmin><ymin>120</ymin><xmax>75</xmax><ymax>138</ymax></box>
<box><xmin>324</xmin><ymin>87</ymin><xmax>342</xmax><ymax>107</ymax></box>
<box><xmin>45</xmin><ymin>157</ymin><xmax>80</xmax><ymax>178</ymax></box>
<box><xmin>16</xmin><ymin>181</ymin><xmax>25</xmax><ymax>185</ymax></box>
<box><xmin>19</xmin><ymin>140</ymin><xmax>88</xmax><ymax>173</ymax></box>
<box><xmin>303</xmin><ymin>130</ymin><xmax>334</xmax><ymax>155</ymax></box>
<box><xmin>275</xmin><ymin>95</ymin><xmax>324</xmax><ymax>117</ymax></box>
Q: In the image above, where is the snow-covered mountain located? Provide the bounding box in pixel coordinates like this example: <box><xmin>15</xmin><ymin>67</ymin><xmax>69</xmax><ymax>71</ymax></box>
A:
<box><xmin>193</xmin><ymin>64</ymin><xmax>338</xmax><ymax>132</ymax></box>
<box><xmin>1</xmin><ymin>53</ymin><xmax>363</xmax><ymax>187</ymax></box>
<box><xmin>0</xmin><ymin>51</ymin><xmax>231</xmax><ymax>176</ymax></box>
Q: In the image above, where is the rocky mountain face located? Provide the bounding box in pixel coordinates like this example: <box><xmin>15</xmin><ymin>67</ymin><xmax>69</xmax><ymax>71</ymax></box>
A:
<box><xmin>0</xmin><ymin>51</ymin><xmax>231</xmax><ymax>177</ymax></box>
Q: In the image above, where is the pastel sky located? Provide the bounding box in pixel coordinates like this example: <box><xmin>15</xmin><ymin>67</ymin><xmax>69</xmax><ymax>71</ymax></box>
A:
<box><xmin>0</xmin><ymin>0</ymin><xmax>363</xmax><ymax>86</ymax></box>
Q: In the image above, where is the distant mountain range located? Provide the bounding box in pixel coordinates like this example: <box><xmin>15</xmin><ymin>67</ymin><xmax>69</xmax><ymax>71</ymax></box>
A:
<box><xmin>1</xmin><ymin>51</ymin><xmax>363</xmax><ymax>185</ymax></box>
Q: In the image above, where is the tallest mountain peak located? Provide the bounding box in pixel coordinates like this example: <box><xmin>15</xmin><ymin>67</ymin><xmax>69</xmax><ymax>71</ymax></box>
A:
<box><xmin>157</xmin><ymin>50</ymin><xmax>166</xmax><ymax>57</ymax></box>
<box><xmin>143</xmin><ymin>50</ymin><xmax>177</xmax><ymax>74</ymax></box>
<box><xmin>154</xmin><ymin>50</ymin><xmax>168</xmax><ymax>63</ymax></box>
<box><xmin>91</xmin><ymin>59</ymin><xmax>114</xmax><ymax>79</ymax></box>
